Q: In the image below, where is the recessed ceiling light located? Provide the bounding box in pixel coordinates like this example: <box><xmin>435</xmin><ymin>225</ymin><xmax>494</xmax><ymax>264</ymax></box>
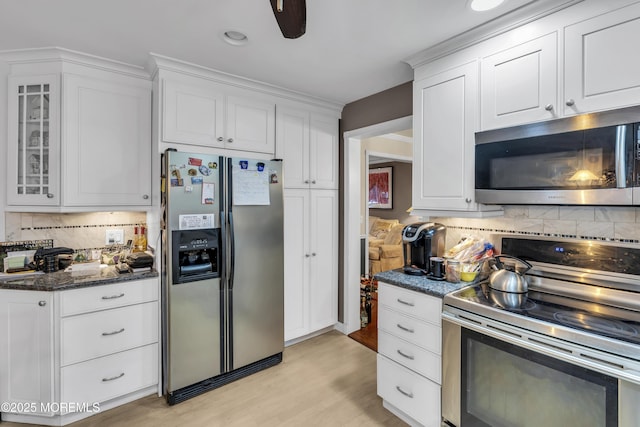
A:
<box><xmin>470</xmin><ymin>0</ymin><xmax>505</xmax><ymax>12</ymax></box>
<box><xmin>223</xmin><ymin>30</ymin><xmax>248</xmax><ymax>46</ymax></box>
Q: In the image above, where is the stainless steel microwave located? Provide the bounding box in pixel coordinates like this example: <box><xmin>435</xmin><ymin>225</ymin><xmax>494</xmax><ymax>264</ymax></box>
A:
<box><xmin>475</xmin><ymin>106</ymin><xmax>640</xmax><ymax>205</ymax></box>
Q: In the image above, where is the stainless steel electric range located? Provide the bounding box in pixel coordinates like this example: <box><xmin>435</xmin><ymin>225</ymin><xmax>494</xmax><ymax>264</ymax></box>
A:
<box><xmin>442</xmin><ymin>235</ymin><xmax>640</xmax><ymax>427</ymax></box>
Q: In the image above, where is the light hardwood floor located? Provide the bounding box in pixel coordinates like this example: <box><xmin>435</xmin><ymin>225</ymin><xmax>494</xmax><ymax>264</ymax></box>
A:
<box><xmin>5</xmin><ymin>331</ymin><xmax>406</xmax><ymax>427</ymax></box>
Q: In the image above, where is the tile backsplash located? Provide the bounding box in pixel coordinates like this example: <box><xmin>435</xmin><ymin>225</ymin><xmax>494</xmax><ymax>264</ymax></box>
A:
<box><xmin>4</xmin><ymin>211</ymin><xmax>148</xmax><ymax>251</ymax></box>
<box><xmin>431</xmin><ymin>205</ymin><xmax>640</xmax><ymax>250</ymax></box>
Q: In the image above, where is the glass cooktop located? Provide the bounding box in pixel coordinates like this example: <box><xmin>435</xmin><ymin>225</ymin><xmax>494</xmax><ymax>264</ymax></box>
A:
<box><xmin>452</xmin><ymin>282</ymin><xmax>640</xmax><ymax>346</ymax></box>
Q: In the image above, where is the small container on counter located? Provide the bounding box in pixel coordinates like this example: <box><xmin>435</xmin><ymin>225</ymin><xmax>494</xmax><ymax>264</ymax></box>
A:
<box><xmin>446</xmin><ymin>259</ymin><xmax>461</xmax><ymax>283</ymax></box>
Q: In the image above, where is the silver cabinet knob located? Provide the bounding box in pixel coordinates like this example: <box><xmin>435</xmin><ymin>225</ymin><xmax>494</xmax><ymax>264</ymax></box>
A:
<box><xmin>142</xmin><ymin>194</ymin><xmax>149</xmax><ymax>200</ymax></box>
<box><xmin>545</xmin><ymin>104</ymin><xmax>554</xmax><ymax>111</ymax></box>
<box><xmin>217</xmin><ymin>137</ymin><xmax>224</xmax><ymax>142</ymax></box>
<box><xmin>566</xmin><ymin>99</ymin><xmax>575</xmax><ymax>107</ymax></box>
<box><xmin>46</xmin><ymin>193</ymin><xmax>54</xmax><ymax>199</ymax></box>
<box><xmin>305</xmin><ymin>254</ymin><xmax>310</xmax><ymax>258</ymax></box>
<box><xmin>304</xmin><ymin>180</ymin><xmax>310</xmax><ymax>184</ymax></box>
<box><xmin>38</xmin><ymin>301</ymin><xmax>46</xmax><ymax>307</ymax></box>
<box><xmin>312</xmin><ymin>253</ymin><xmax>316</xmax><ymax>257</ymax></box>
<box><xmin>311</xmin><ymin>180</ymin><xmax>316</xmax><ymax>184</ymax></box>
<box><xmin>227</xmin><ymin>138</ymin><xmax>233</xmax><ymax>143</ymax></box>
<box><xmin>465</xmin><ymin>197</ymin><xmax>472</xmax><ymax>203</ymax></box>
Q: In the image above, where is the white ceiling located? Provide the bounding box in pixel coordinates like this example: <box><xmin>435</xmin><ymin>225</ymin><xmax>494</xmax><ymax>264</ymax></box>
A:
<box><xmin>0</xmin><ymin>0</ymin><xmax>567</xmax><ymax>106</ymax></box>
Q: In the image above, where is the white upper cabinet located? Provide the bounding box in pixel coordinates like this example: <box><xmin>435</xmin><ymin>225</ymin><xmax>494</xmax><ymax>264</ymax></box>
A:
<box><xmin>7</xmin><ymin>75</ymin><xmax>60</xmax><ymax>206</ymax></box>
<box><xmin>161</xmin><ymin>71</ymin><xmax>275</xmax><ymax>154</ymax></box>
<box><xmin>309</xmin><ymin>115</ymin><xmax>339</xmax><ymax>190</ymax></box>
<box><xmin>413</xmin><ymin>61</ymin><xmax>493</xmax><ymax>213</ymax></box>
<box><xmin>3</xmin><ymin>48</ymin><xmax>152</xmax><ymax>211</ymax></box>
<box><xmin>63</xmin><ymin>74</ymin><xmax>151</xmax><ymax>206</ymax></box>
<box><xmin>161</xmin><ymin>73</ymin><xmax>224</xmax><ymax>147</ymax></box>
<box><xmin>480</xmin><ymin>32</ymin><xmax>558</xmax><ymax>130</ymax></box>
<box><xmin>276</xmin><ymin>107</ymin><xmax>338</xmax><ymax>189</ymax></box>
<box><xmin>564</xmin><ymin>2</ymin><xmax>640</xmax><ymax>116</ymax></box>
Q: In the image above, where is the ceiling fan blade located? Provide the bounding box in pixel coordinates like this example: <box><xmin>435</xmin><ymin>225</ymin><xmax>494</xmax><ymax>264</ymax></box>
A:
<box><xmin>269</xmin><ymin>0</ymin><xmax>306</xmax><ymax>39</ymax></box>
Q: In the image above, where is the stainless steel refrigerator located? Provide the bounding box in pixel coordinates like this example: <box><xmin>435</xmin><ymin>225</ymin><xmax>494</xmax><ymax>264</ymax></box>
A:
<box><xmin>161</xmin><ymin>149</ymin><xmax>284</xmax><ymax>404</ymax></box>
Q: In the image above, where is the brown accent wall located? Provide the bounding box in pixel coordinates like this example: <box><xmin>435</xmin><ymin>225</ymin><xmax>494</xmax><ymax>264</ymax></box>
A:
<box><xmin>340</xmin><ymin>81</ymin><xmax>413</xmax><ymax>133</ymax></box>
<box><xmin>337</xmin><ymin>81</ymin><xmax>412</xmax><ymax>322</ymax></box>
<box><xmin>369</xmin><ymin>161</ymin><xmax>413</xmax><ymax>224</ymax></box>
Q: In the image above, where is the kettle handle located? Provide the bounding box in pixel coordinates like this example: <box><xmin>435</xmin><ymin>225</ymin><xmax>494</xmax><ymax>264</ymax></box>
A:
<box><xmin>494</xmin><ymin>254</ymin><xmax>532</xmax><ymax>273</ymax></box>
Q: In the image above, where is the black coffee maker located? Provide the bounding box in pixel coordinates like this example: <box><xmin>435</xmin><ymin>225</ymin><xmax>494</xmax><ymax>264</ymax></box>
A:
<box><xmin>402</xmin><ymin>222</ymin><xmax>446</xmax><ymax>275</ymax></box>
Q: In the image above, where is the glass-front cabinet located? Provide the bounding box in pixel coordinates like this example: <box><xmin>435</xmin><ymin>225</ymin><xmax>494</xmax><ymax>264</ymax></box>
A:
<box><xmin>7</xmin><ymin>74</ymin><xmax>59</xmax><ymax>206</ymax></box>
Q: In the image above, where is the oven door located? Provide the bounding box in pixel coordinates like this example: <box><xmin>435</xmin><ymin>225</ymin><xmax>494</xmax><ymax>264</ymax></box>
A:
<box><xmin>442</xmin><ymin>316</ymin><xmax>632</xmax><ymax>427</ymax></box>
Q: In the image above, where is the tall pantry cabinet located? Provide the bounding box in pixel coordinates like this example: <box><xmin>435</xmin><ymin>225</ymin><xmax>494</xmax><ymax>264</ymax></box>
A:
<box><xmin>277</xmin><ymin>106</ymin><xmax>339</xmax><ymax>342</ymax></box>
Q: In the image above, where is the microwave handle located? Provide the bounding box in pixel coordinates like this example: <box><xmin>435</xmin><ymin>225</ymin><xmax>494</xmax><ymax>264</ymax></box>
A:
<box><xmin>615</xmin><ymin>125</ymin><xmax>627</xmax><ymax>188</ymax></box>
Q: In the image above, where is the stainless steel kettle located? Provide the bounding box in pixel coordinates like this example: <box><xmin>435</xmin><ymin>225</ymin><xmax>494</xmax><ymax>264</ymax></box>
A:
<box><xmin>488</xmin><ymin>255</ymin><xmax>532</xmax><ymax>293</ymax></box>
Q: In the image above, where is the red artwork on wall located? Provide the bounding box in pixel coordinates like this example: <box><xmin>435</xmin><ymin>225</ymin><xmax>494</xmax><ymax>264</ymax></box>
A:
<box><xmin>368</xmin><ymin>167</ymin><xmax>392</xmax><ymax>209</ymax></box>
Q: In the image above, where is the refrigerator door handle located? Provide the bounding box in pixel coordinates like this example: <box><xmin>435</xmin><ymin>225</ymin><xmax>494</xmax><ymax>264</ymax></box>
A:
<box><xmin>227</xmin><ymin>157</ymin><xmax>235</xmax><ymax>290</ymax></box>
<box><xmin>229</xmin><ymin>211</ymin><xmax>235</xmax><ymax>289</ymax></box>
<box><xmin>220</xmin><ymin>210</ymin><xmax>227</xmax><ymax>290</ymax></box>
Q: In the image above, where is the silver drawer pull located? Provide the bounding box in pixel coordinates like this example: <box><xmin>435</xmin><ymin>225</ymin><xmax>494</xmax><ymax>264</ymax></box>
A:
<box><xmin>396</xmin><ymin>323</ymin><xmax>414</xmax><ymax>333</ymax></box>
<box><xmin>397</xmin><ymin>349</ymin><xmax>415</xmax><ymax>360</ymax></box>
<box><xmin>102</xmin><ymin>372</ymin><xmax>125</xmax><ymax>382</ymax></box>
<box><xmin>102</xmin><ymin>293</ymin><xmax>125</xmax><ymax>300</ymax></box>
<box><xmin>395</xmin><ymin>385</ymin><xmax>414</xmax><ymax>398</ymax></box>
<box><xmin>396</xmin><ymin>298</ymin><xmax>414</xmax><ymax>307</ymax></box>
<box><xmin>102</xmin><ymin>328</ymin><xmax>125</xmax><ymax>336</ymax></box>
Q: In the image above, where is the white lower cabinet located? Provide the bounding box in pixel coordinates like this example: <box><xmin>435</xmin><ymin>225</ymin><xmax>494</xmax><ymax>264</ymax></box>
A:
<box><xmin>377</xmin><ymin>354</ymin><xmax>441</xmax><ymax>427</ymax></box>
<box><xmin>0</xmin><ymin>291</ymin><xmax>54</xmax><ymax>416</ymax></box>
<box><xmin>377</xmin><ymin>282</ymin><xmax>442</xmax><ymax>427</ymax></box>
<box><xmin>61</xmin><ymin>344</ymin><xmax>158</xmax><ymax>408</ymax></box>
<box><xmin>283</xmin><ymin>189</ymin><xmax>338</xmax><ymax>342</ymax></box>
<box><xmin>0</xmin><ymin>278</ymin><xmax>159</xmax><ymax>426</ymax></box>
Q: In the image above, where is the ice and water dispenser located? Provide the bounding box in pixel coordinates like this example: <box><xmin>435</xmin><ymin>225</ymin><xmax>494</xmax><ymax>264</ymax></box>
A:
<box><xmin>171</xmin><ymin>229</ymin><xmax>220</xmax><ymax>284</ymax></box>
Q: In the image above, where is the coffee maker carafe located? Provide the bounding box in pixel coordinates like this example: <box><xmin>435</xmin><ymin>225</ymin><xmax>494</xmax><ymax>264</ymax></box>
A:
<box><xmin>402</xmin><ymin>222</ymin><xmax>446</xmax><ymax>276</ymax></box>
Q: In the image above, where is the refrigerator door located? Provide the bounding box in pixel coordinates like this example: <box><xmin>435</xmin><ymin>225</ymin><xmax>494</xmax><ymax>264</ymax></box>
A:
<box><xmin>168</xmin><ymin>277</ymin><xmax>221</xmax><ymax>391</ymax></box>
<box><xmin>164</xmin><ymin>150</ymin><xmax>224</xmax><ymax>392</ymax></box>
<box><xmin>227</xmin><ymin>157</ymin><xmax>284</xmax><ymax>370</ymax></box>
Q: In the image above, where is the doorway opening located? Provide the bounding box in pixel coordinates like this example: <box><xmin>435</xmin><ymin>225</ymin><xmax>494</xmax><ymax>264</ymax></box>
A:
<box><xmin>342</xmin><ymin>116</ymin><xmax>413</xmax><ymax>345</ymax></box>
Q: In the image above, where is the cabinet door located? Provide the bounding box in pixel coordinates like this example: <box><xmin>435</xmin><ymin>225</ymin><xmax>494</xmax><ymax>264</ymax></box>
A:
<box><xmin>481</xmin><ymin>32</ymin><xmax>558</xmax><ymax>130</ymax></box>
<box><xmin>413</xmin><ymin>61</ymin><xmax>479</xmax><ymax>211</ymax></box>
<box><xmin>276</xmin><ymin>107</ymin><xmax>310</xmax><ymax>189</ymax></box>
<box><xmin>162</xmin><ymin>73</ymin><xmax>224</xmax><ymax>147</ymax></box>
<box><xmin>225</xmin><ymin>95</ymin><xmax>275</xmax><ymax>154</ymax></box>
<box><xmin>63</xmin><ymin>74</ymin><xmax>152</xmax><ymax>206</ymax></box>
<box><xmin>7</xmin><ymin>75</ymin><xmax>60</xmax><ymax>206</ymax></box>
<box><xmin>564</xmin><ymin>3</ymin><xmax>640</xmax><ymax>115</ymax></box>
<box><xmin>308</xmin><ymin>189</ymin><xmax>338</xmax><ymax>331</ymax></box>
<box><xmin>0</xmin><ymin>291</ymin><xmax>54</xmax><ymax>416</ymax></box>
<box><xmin>309</xmin><ymin>115</ymin><xmax>339</xmax><ymax>189</ymax></box>
<box><xmin>283</xmin><ymin>189</ymin><xmax>310</xmax><ymax>341</ymax></box>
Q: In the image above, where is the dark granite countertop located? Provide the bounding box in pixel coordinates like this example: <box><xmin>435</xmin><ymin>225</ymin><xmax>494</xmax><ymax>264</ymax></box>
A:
<box><xmin>374</xmin><ymin>268</ymin><xmax>473</xmax><ymax>298</ymax></box>
<box><xmin>0</xmin><ymin>266</ymin><xmax>159</xmax><ymax>291</ymax></box>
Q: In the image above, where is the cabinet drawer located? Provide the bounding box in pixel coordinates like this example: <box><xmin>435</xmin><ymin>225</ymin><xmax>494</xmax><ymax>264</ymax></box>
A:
<box><xmin>379</xmin><ymin>306</ymin><xmax>441</xmax><ymax>355</ymax></box>
<box><xmin>60</xmin><ymin>279</ymin><xmax>158</xmax><ymax>316</ymax></box>
<box><xmin>378</xmin><ymin>329</ymin><xmax>441</xmax><ymax>384</ymax></box>
<box><xmin>61</xmin><ymin>343</ymin><xmax>158</xmax><ymax>407</ymax></box>
<box><xmin>378</xmin><ymin>282</ymin><xmax>441</xmax><ymax>325</ymax></box>
<box><xmin>61</xmin><ymin>302</ymin><xmax>158</xmax><ymax>366</ymax></box>
<box><xmin>377</xmin><ymin>354</ymin><xmax>440</xmax><ymax>427</ymax></box>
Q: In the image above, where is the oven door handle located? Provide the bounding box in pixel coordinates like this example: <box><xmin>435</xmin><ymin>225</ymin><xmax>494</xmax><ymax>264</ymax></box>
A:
<box><xmin>442</xmin><ymin>309</ymin><xmax>640</xmax><ymax>386</ymax></box>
